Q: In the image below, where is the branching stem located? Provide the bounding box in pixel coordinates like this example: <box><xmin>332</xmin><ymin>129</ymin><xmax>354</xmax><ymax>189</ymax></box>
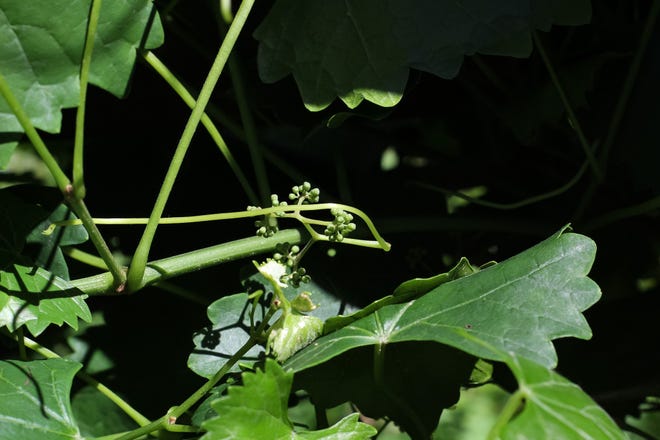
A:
<box><xmin>127</xmin><ymin>0</ymin><xmax>256</xmax><ymax>291</ymax></box>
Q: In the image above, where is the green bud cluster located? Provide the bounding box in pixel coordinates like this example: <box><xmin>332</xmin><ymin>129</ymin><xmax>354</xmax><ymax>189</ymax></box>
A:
<box><xmin>289</xmin><ymin>181</ymin><xmax>320</xmax><ymax>204</ymax></box>
<box><xmin>325</xmin><ymin>208</ymin><xmax>356</xmax><ymax>242</ymax></box>
<box><xmin>273</xmin><ymin>242</ymin><xmax>300</xmax><ymax>267</ymax></box>
<box><xmin>272</xmin><ymin>242</ymin><xmax>311</xmax><ymax>287</ymax></box>
<box><xmin>281</xmin><ymin>267</ymin><xmax>311</xmax><ymax>288</ymax></box>
<box><xmin>247</xmin><ymin>194</ymin><xmax>289</xmax><ymax>237</ymax></box>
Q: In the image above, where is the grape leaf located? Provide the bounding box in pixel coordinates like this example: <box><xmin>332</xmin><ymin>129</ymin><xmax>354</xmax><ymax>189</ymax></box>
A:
<box><xmin>254</xmin><ymin>0</ymin><xmax>591</xmax><ymax>110</ymax></box>
<box><xmin>498</xmin><ymin>354</ymin><xmax>626</xmax><ymax>440</ymax></box>
<box><xmin>0</xmin><ymin>0</ymin><xmax>163</xmax><ymax>133</ymax></box>
<box><xmin>0</xmin><ymin>358</ymin><xmax>82</xmax><ymax>440</ymax></box>
<box><xmin>287</xmin><ymin>229</ymin><xmax>599</xmax><ymax>372</ymax></box>
<box><xmin>286</xmin><ymin>229</ymin><xmax>604</xmax><ymax>437</ymax></box>
<box><xmin>187</xmin><ymin>292</ymin><xmax>264</xmax><ymax>379</ymax></box>
<box><xmin>201</xmin><ymin>358</ymin><xmax>376</xmax><ymax>440</ymax></box>
<box><xmin>0</xmin><ymin>264</ymin><xmax>91</xmax><ymax>336</ymax></box>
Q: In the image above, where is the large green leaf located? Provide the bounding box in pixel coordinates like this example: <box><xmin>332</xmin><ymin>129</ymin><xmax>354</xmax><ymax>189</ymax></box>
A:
<box><xmin>0</xmin><ymin>358</ymin><xmax>82</xmax><ymax>440</ymax></box>
<box><xmin>0</xmin><ymin>264</ymin><xmax>91</xmax><ymax>336</ymax></box>
<box><xmin>498</xmin><ymin>354</ymin><xmax>626</xmax><ymax>439</ymax></box>
<box><xmin>287</xmin><ymin>229</ymin><xmax>599</xmax><ymax>372</ymax></box>
<box><xmin>286</xmin><ymin>229</ymin><xmax>603</xmax><ymax>437</ymax></box>
<box><xmin>254</xmin><ymin>0</ymin><xmax>591</xmax><ymax>110</ymax></box>
<box><xmin>0</xmin><ymin>0</ymin><xmax>163</xmax><ymax>133</ymax></box>
<box><xmin>201</xmin><ymin>358</ymin><xmax>376</xmax><ymax>440</ymax></box>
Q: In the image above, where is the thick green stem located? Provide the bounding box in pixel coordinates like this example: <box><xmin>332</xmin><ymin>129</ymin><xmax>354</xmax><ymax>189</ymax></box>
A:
<box><xmin>74</xmin><ymin>229</ymin><xmax>306</xmax><ymax>295</ymax></box>
<box><xmin>127</xmin><ymin>0</ymin><xmax>256</xmax><ymax>291</ymax></box>
<box><xmin>73</xmin><ymin>0</ymin><xmax>102</xmax><ymax>199</ymax></box>
<box><xmin>141</xmin><ymin>50</ymin><xmax>258</xmax><ymax>205</ymax></box>
<box><xmin>533</xmin><ymin>31</ymin><xmax>601</xmax><ymax>181</ymax></box>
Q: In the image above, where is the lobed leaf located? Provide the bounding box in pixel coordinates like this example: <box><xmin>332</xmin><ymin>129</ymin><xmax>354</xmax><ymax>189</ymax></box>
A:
<box><xmin>0</xmin><ymin>358</ymin><xmax>82</xmax><ymax>440</ymax></box>
<box><xmin>498</xmin><ymin>355</ymin><xmax>627</xmax><ymax>440</ymax></box>
<box><xmin>0</xmin><ymin>0</ymin><xmax>163</xmax><ymax>133</ymax></box>
<box><xmin>286</xmin><ymin>229</ymin><xmax>608</xmax><ymax>438</ymax></box>
<box><xmin>254</xmin><ymin>0</ymin><xmax>591</xmax><ymax>110</ymax></box>
<box><xmin>0</xmin><ymin>264</ymin><xmax>91</xmax><ymax>336</ymax></box>
<box><xmin>201</xmin><ymin>358</ymin><xmax>376</xmax><ymax>440</ymax></box>
<box><xmin>287</xmin><ymin>229</ymin><xmax>600</xmax><ymax>372</ymax></box>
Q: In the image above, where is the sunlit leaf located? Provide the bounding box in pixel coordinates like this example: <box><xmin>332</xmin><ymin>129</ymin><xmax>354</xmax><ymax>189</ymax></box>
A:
<box><xmin>0</xmin><ymin>0</ymin><xmax>163</xmax><ymax>133</ymax></box>
<box><xmin>286</xmin><ymin>229</ymin><xmax>604</xmax><ymax>437</ymax></box>
<box><xmin>0</xmin><ymin>264</ymin><xmax>91</xmax><ymax>336</ymax></box>
<box><xmin>201</xmin><ymin>358</ymin><xmax>376</xmax><ymax>440</ymax></box>
<box><xmin>499</xmin><ymin>355</ymin><xmax>626</xmax><ymax>440</ymax></box>
<box><xmin>290</xmin><ymin>229</ymin><xmax>599</xmax><ymax>372</ymax></box>
<box><xmin>0</xmin><ymin>358</ymin><xmax>82</xmax><ymax>440</ymax></box>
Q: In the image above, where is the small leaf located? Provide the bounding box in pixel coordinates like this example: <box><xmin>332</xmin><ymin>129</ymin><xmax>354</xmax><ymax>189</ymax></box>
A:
<box><xmin>201</xmin><ymin>358</ymin><xmax>376</xmax><ymax>440</ymax></box>
<box><xmin>500</xmin><ymin>355</ymin><xmax>627</xmax><ymax>440</ymax></box>
<box><xmin>0</xmin><ymin>264</ymin><xmax>91</xmax><ymax>336</ymax></box>
<box><xmin>187</xmin><ymin>292</ymin><xmax>264</xmax><ymax>379</ymax></box>
<box><xmin>0</xmin><ymin>358</ymin><xmax>82</xmax><ymax>440</ymax></box>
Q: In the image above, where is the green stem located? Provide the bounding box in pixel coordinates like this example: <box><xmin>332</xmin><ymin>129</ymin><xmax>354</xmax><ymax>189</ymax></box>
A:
<box><xmin>1</xmin><ymin>329</ymin><xmax>151</xmax><ymax>428</ymax></box>
<box><xmin>73</xmin><ymin>228</ymin><xmax>306</xmax><ymax>295</ymax></box>
<box><xmin>141</xmin><ymin>50</ymin><xmax>258</xmax><ymax>205</ymax></box>
<box><xmin>220</xmin><ymin>2</ymin><xmax>271</xmax><ymax>204</ymax></box>
<box><xmin>487</xmin><ymin>389</ymin><xmax>525</xmax><ymax>440</ymax></box>
<box><xmin>67</xmin><ymin>197</ymin><xmax>127</xmax><ymax>291</ymax></box>
<box><xmin>0</xmin><ymin>73</ymin><xmax>70</xmax><ymax>189</ymax></box>
<box><xmin>127</xmin><ymin>0</ymin><xmax>256</xmax><ymax>291</ymax></box>
<box><xmin>533</xmin><ymin>31</ymin><xmax>601</xmax><ymax>182</ymax></box>
<box><xmin>116</xmin><ymin>330</ymin><xmax>263</xmax><ymax>440</ymax></box>
<box><xmin>50</xmin><ymin>203</ymin><xmax>391</xmax><ymax>252</ymax></box>
<box><xmin>0</xmin><ymin>63</ymin><xmax>125</xmax><ymax>290</ymax></box>
<box><xmin>73</xmin><ymin>0</ymin><xmax>102</xmax><ymax>199</ymax></box>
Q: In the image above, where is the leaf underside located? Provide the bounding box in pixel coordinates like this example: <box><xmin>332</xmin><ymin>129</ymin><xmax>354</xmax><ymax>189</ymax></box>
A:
<box><xmin>254</xmin><ymin>0</ymin><xmax>591</xmax><ymax>110</ymax></box>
